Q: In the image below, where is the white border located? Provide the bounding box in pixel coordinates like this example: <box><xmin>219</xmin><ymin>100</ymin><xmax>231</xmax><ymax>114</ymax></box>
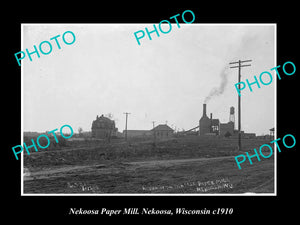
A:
<box><xmin>274</xmin><ymin>24</ymin><xmax>277</xmax><ymax>196</ymax></box>
<box><xmin>21</xmin><ymin>23</ymin><xmax>24</xmax><ymax>195</ymax></box>
<box><xmin>21</xmin><ymin>23</ymin><xmax>277</xmax><ymax>196</ymax></box>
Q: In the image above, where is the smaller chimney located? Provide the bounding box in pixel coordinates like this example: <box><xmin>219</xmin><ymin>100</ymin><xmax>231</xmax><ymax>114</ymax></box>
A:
<box><xmin>210</xmin><ymin>113</ymin><xmax>213</xmax><ymax>132</ymax></box>
<box><xmin>203</xmin><ymin>104</ymin><xmax>207</xmax><ymax>117</ymax></box>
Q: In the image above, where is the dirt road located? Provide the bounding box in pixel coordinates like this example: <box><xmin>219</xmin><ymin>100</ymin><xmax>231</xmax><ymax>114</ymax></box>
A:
<box><xmin>24</xmin><ymin>155</ymin><xmax>234</xmax><ymax>181</ymax></box>
<box><xmin>23</xmin><ymin>137</ymin><xmax>274</xmax><ymax>194</ymax></box>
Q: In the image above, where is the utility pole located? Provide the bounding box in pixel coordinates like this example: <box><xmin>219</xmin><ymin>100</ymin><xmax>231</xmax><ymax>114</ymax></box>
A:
<box><xmin>123</xmin><ymin>112</ymin><xmax>130</xmax><ymax>141</ymax></box>
<box><xmin>229</xmin><ymin>59</ymin><xmax>252</xmax><ymax>151</ymax></box>
<box><xmin>152</xmin><ymin>121</ymin><xmax>156</xmax><ymax>144</ymax></box>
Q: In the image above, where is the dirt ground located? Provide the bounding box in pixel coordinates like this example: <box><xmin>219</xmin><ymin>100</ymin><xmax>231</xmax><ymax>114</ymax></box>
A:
<box><xmin>23</xmin><ymin>136</ymin><xmax>275</xmax><ymax>194</ymax></box>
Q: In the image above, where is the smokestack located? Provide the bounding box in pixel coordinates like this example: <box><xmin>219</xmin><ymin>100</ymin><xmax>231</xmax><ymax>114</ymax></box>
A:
<box><xmin>203</xmin><ymin>104</ymin><xmax>207</xmax><ymax>117</ymax></box>
<box><xmin>210</xmin><ymin>113</ymin><xmax>213</xmax><ymax>133</ymax></box>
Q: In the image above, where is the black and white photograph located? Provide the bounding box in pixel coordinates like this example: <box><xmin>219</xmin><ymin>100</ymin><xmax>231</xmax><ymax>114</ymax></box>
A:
<box><xmin>4</xmin><ymin>4</ymin><xmax>298</xmax><ymax>221</ymax></box>
<box><xmin>21</xmin><ymin>23</ymin><xmax>276</xmax><ymax>195</ymax></box>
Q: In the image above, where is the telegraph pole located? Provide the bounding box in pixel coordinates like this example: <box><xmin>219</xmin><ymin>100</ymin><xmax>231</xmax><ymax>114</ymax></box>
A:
<box><xmin>229</xmin><ymin>59</ymin><xmax>252</xmax><ymax>151</ymax></box>
<box><xmin>152</xmin><ymin>121</ymin><xmax>156</xmax><ymax>144</ymax></box>
<box><xmin>123</xmin><ymin>112</ymin><xmax>130</xmax><ymax>141</ymax></box>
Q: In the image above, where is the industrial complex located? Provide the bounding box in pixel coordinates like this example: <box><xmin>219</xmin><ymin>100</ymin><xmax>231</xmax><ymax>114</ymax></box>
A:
<box><xmin>198</xmin><ymin>103</ymin><xmax>255</xmax><ymax>138</ymax></box>
<box><xmin>90</xmin><ymin>103</ymin><xmax>257</xmax><ymax>140</ymax></box>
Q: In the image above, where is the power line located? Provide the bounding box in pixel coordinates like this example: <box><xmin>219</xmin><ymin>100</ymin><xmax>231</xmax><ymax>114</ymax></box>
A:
<box><xmin>229</xmin><ymin>59</ymin><xmax>252</xmax><ymax>151</ymax></box>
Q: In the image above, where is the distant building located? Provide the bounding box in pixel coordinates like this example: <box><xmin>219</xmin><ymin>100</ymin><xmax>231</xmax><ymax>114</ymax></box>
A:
<box><xmin>257</xmin><ymin>134</ymin><xmax>271</xmax><ymax>139</ymax></box>
<box><xmin>122</xmin><ymin>124</ymin><xmax>174</xmax><ymax>139</ymax></box>
<box><xmin>219</xmin><ymin>121</ymin><xmax>234</xmax><ymax>137</ymax></box>
<box><xmin>152</xmin><ymin>124</ymin><xmax>174</xmax><ymax>139</ymax></box>
<box><xmin>230</xmin><ymin>131</ymin><xmax>256</xmax><ymax>139</ymax></box>
<box><xmin>199</xmin><ymin>104</ymin><xmax>255</xmax><ymax>138</ymax></box>
<box><xmin>242</xmin><ymin>132</ymin><xmax>256</xmax><ymax>139</ymax></box>
<box><xmin>211</xmin><ymin>118</ymin><xmax>220</xmax><ymax>135</ymax></box>
<box><xmin>124</xmin><ymin>130</ymin><xmax>152</xmax><ymax>138</ymax></box>
<box><xmin>91</xmin><ymin>114</ymin><xmax>118</xmax><ymax>139</ymax></box>
<box><xmin>199</xmin><ymin>104</ymin><xmax>235</xmax><ymax>137</ymax></box>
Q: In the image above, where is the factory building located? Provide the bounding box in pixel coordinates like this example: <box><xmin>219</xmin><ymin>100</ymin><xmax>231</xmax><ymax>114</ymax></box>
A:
<box><xmin>199</xmin><ymin>104</ymin><xmax>227</xmax><ymax>136</ymax></box>
<box><xmin>123</xmin><ymin>130</ymin><xmax>152</xmax><ymax>138</ymax></box>
<box><xmin>124</xmin><ymin>124</ymin><xmax>174</xmax><ymax>139</ymax></box>
<box><xmin>199</xmin><ymin>104</ymin><xmax>255</xmax><ymax>138</ymax></box>
<box><xmin>210</xmin><ymin>113</ymin><xmax>220</xmax><ymax>135</ymax></box>
<box><xmin>199</xmin><ymin>104</ymin><xmax>234</xmax><ymax>137</ymax></box>
<box><xmin>152</xmin><ymin>124</ymin><xmax>174</xmax><ymax>139</ymax></box>
<box><xmin>91</xmin><ymin>114</ymin><xmax>118</xmax><ymax>139</ymax></box>
<box><xmin>219</xmin><ymin>122</ymin><xmax>234</xmax><ymax>136</ymax></box>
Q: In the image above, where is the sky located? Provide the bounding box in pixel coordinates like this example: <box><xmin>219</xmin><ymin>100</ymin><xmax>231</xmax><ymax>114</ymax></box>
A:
<box><xmin>22</xmin><ymin>23</ymin><xmax>275</xmax><ymax>135</ymax></box>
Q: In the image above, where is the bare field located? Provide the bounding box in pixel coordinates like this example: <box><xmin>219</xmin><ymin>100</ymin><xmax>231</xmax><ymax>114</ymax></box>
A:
<box><xmin>23</xmin><ymin>136</ymin><xmax>275</xmax><ymax>194</ymax></box>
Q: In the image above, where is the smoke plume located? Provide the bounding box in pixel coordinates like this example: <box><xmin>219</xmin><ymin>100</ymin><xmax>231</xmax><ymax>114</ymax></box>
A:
<box><xmin>204</xmin><ymin>67</ymin><xmax>229</xmax><ymax>104</ymax></box>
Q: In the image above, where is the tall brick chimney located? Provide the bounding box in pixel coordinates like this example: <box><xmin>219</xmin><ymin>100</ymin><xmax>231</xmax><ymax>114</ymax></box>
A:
<box><xmin>202</xmin><ymin>103</ymin><xmax>207</xmax><ymax>118</ymax></box>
